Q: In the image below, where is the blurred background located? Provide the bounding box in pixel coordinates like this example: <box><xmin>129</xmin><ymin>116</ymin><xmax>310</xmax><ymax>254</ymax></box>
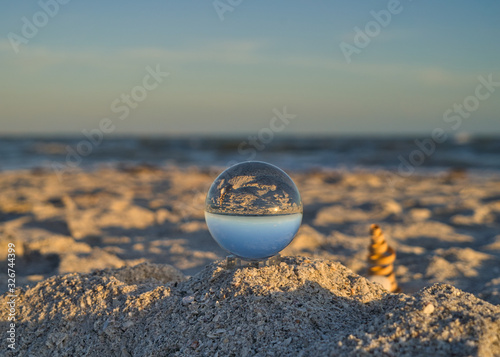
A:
<box><xmin>0</xmin><ymin>0</ymin><xmax>499</xmax><ymax>172</ymax></box>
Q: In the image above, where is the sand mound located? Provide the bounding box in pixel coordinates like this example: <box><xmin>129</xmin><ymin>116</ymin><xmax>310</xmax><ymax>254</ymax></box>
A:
<box><xmin>2</xmin><ymin>258</ymin><xmax>499</xmax><ymax>357</ymax></box>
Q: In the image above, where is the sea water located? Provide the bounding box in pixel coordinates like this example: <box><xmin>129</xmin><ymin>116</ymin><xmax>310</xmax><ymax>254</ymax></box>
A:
<box><xmin>205</xmin><ymin>212</ymin><xmax>302</xmax><ymax>260</ymax></box>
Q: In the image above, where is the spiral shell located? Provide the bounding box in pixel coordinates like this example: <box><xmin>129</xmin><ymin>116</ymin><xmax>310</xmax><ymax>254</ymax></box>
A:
<box><xmin>368</xmin><ymin>224</ymin><xmax>400</xmax><ymax>292</ymax></box>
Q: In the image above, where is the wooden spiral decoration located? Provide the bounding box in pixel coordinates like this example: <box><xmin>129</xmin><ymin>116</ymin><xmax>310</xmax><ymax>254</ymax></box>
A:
<box><xmin>368</xmin><ymin>224</ymin><xmax>400</xmax><ymax>292</ymax></box>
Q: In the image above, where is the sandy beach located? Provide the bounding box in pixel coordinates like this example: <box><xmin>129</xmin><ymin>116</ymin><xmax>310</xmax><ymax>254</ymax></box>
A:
<box><xmin>2</xmin><ymin>0</ymin><xmax>499</xmax><ymax>354</ymax></box>
<box><xmin>1</xmin><ymin>165</ymin><xmax>499</xmax><ymax>356</ymax></box>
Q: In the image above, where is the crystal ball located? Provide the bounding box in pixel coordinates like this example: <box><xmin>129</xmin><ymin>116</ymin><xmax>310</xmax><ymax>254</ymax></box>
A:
<box><xmin>205</xmin><ymin>161</ymin><xmax>303</xmax><ymax>260</ymax></box>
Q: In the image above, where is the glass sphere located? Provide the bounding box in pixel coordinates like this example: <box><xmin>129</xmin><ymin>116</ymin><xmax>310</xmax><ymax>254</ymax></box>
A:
<box><xmin>205</xmin><ymin>161</ymin><xmax>303</xmax><ymax>260</ymax></box>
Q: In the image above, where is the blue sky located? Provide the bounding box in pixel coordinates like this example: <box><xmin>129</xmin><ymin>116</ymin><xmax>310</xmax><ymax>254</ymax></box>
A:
<box><xmin>1</xmin><ymin>0</ymin><xmax>499</xmax><ymax>135</ymax></box>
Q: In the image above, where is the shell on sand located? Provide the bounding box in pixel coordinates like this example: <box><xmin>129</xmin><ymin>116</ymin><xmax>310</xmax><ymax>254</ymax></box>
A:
<box><xmin>368</xmin><ymin>224</ymin><xmax>399</xmax><ymax>293</ymax></box>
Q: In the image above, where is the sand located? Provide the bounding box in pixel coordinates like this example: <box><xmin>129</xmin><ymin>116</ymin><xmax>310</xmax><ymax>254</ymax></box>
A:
<box><xmin>1</xmin><ymin>165</ymin><xmax>500</xmax><ymax>355</ymax></box>
<box><xmin>2</xmin><ymin>259</ymin><xmax>499</xmax><ymax>356</ymax></box>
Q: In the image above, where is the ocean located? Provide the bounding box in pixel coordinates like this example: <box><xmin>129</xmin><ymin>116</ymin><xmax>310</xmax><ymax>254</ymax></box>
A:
<box><xmin>0</xmin><ymin>135</ymin><xmax>499</xmax><ymax>174</ymax></box>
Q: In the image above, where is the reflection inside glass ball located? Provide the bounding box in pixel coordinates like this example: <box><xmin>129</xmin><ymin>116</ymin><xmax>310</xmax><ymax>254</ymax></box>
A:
<box><xmin>205</xmin><ymin>161</ymin><xmax>303</xmax><ymax>260</ymax></box>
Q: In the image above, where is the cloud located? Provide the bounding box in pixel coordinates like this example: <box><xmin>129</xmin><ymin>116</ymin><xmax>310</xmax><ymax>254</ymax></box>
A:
<box><xmin>417</xmin><ymin>67</ymin><xmax>462</xmax><ymax>86</ymax></box>
<box><xmin>0</xmin><ymin>39</ymin><xmax>479</xmax><ymax>89</ymax></box>
<box><xmin>0</xmin><ymin>39</ymin><xmax>269</xmax><ymax>69</ymax></box>
<box><xmin>337</xmin><ymin>28</ymin><xmax>418</xmax><ymax>44</ymax></box>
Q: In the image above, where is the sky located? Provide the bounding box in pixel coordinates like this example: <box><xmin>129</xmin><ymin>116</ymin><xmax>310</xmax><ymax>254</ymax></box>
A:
<box><xmin>1</xmin><ymin>0</ymin><xmax>499</xmax><ymax>136</ymax></box>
